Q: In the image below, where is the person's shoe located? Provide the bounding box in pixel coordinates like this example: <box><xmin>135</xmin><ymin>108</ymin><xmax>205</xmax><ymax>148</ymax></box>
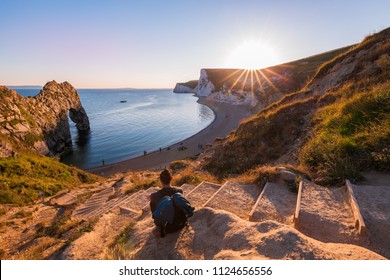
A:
<box><xmin>152</xmin><ymin>228</ymin><xmax>161</xmax><ymax>238</ymax></box>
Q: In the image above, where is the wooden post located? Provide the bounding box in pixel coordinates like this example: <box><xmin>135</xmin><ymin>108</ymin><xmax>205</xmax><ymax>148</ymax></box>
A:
<box><xmin>293</xmin><ymin>181</ymin><xmax>303</xmax><ymax>228</ymax></box>
<box><xmin>202</xmin><ymin>181</ymin><xmax>227</xmax><ymax>207</ymax></box>
<box><xmin>346</xmin><ymin>180</ymin><xmax>367</xmax><ymax>236</ymax></box>
<box><xmin>248</xmin><ymin>182</ymin><xmax>269</xmax><ymax>221</ymax></box>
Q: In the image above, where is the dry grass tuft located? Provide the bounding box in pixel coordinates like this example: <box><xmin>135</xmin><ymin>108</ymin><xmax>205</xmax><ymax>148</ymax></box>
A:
<box><xmin>105</xmin><ymin>222</ymin><xmax>136</xmax><ymax>260</ymax></box>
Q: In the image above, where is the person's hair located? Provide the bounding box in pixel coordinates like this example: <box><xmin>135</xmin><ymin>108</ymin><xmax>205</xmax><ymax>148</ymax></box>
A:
<box><xmin>159</xmin><ymin>168</ymin><xmax>172</xmax><ymax>185</ymax></box>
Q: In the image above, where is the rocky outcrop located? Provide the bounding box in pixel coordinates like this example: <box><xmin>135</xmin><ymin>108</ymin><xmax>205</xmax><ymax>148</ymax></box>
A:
<box><xmin>0</xmin><ymin>81</ymin><xmax>90</xmax><ymax>157</ymax></box>
<box><xmin>173</xmin><ymin>83</ymin><xmax>197</xmax><ymax>93</ymax></box>
<box><xmin>173</xmin><ymin>80</ymin><xmax>198</xmax><ymax>93</ymax></box>
<box><xmin>197</xmin><ymin>69</ymin><xmax>215</xmax><ymax>96</ymax></box>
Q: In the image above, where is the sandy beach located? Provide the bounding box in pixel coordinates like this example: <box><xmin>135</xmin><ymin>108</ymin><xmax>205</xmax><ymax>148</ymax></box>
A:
<box><xmin>87</xmin><ymin>96</ymin><xmax>254</xmax><ymax>177</ymax></box>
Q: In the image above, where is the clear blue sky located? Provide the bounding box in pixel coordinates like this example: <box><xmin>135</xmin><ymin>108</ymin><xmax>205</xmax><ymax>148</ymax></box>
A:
<box><xmin>1</xmin><ymin>0</ymin><xmax>389</xmax><ymax>88</ymax></box>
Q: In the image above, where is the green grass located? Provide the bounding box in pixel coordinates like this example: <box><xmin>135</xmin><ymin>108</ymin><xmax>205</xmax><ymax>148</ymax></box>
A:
<box><xmin>13</xmin><ymin>210</ymin><xmax>33</xmax><ymax>219</ymax></box>
<box><xmin>300</xmin><ymin>84</ymin><xmax>390</xmax><ymax>184</ymax></box>
<box><xmin>0</xmin><ymin>153</ymin><xmax>99</xmax><ymax>205</ymax></box>
<box><xmin>106</xmin><ymin>222</ymin><xmax>136</xmax><ymax>260</ymax></box>
<box><xmin>24</xmin><ymin>133</ymin><xmax>44</xmax><ymax>146</ymax></box>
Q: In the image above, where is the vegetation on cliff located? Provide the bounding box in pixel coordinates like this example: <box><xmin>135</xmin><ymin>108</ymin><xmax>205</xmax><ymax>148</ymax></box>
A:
<box><xmin>0</xmin><ymin>151</ymin><xmax>99</xmax><ymax>205</ymax></box>
<box><xmin>300</xmin><ymin>83</ymin><xmax>390</xmax><ymax>184</ymax></box>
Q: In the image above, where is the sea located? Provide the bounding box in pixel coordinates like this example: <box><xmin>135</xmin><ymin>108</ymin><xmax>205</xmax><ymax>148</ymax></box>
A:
<box><xmin>13</xmin><ymin>88</ymin><xmax>214</xmax><ymax>169</ymax></box>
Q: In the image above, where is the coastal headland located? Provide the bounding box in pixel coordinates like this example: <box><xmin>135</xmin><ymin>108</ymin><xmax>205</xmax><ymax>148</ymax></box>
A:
<box><xmin>88</xmin><ymin>96</ymin><xmax>254</xmax><ymax>176</ymax></box>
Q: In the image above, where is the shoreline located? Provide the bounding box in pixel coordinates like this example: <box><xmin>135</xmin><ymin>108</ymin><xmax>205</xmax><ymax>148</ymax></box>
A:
<box><xmin>87</xmin><ymin>95</ymin><xmax>253</xmax><ymax>177</ymax></box>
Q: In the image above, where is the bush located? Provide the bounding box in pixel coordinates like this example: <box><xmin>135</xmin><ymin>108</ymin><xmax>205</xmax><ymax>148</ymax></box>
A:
<box><xmin>169</xmin><ymin>160</ymin><xmax>189</xmax><ymax>172</ymax></box>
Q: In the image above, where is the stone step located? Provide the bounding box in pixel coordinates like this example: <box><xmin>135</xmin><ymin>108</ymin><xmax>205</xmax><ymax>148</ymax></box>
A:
<box><xmin>72</xmin><ymin>187</ymin><xmax>115</xmax><ymax>219</ymax></box>
<box><xmin>249</xmin><ymin>182</ymin><xmax>297</xmax><ymax>224</ymax></box>
<box><xmin>346</xmin><ymin>180</ymin><xmax>390</xmax><ymax>257</ymax></box>
<box><xmin>120</xmin><ymin>191</ymin><xmax>150</xmax><ymax>211</ymax></box>
<box><xmin>73</xmin><ymin>188</ymin><xmax>136</xmax><ymax>220</ymax></box>
<box><xmin>204</xmin><ymin>181</ymin><xmax>262</xmax><ymax>219</ymax></box>
<box><xmin>297</xmin><ymin>180</ymin><xmax>358</xmax><ymax>244</ymax></box>
<box><xmin>86</xmin><ymin>194</ymin><xmax>138</xmax><ymax>219</ymax></box>
<box><xmin>144</xmin><ymin>187</ymin><xmax>160</xmax><ymax>196</ymax></box>
<box><xmin>83</xmin><ymin>198</ymin><xmax>108</xmax><ymax>205</ymax></box>
<box><xmin>52</xmin><ymin>193</ymin><xmax>78</xmax><ymax>207</ymax></box>
<box><xmin>180</xmin><ymin>183</ymin><xmax>197</xmax><ymax>195</ymax></box>
<box><xmin>186</xmin><ymin>181</ymin><xmax>221</xmax><ymax>208</ymax></box>
<box><xmin>73</xmin><ymin>206</ymin><xmax>97</xmax><ymax>215</ymax></box>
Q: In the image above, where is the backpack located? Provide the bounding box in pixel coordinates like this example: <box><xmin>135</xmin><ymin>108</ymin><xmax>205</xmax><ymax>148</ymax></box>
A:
<box><xmin>152</xmin><ymin>193</ymin><xmax>195</xmax><ymax>237</ymax></box>
<box><xmin>171</xmin><ymin>193</ymin><xmax>195</xmax><ymax>218</ymax></box>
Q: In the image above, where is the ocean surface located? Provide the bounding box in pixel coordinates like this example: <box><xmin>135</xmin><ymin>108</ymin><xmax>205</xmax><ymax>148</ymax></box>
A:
<box><xmin>13</xmin><ymin>88</ymin><xmax>214</xmax><ymax>169</ymax></box>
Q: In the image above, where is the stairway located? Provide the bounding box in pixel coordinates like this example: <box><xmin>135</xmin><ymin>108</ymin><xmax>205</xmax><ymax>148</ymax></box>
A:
<box><xmin>72</xmin><ymin>183</ymin><xmax>115</xmax><ymax>219</ymax></box>
<box><xmin>346</xmin><ymin>180</ymin><xmax>390</xmax><ymax>257</ymax></box>
<box><xmin>180</xmin><ymin>183</ymin><xmax>197</xmax><ymax>195</ymax></box>
<box><xmin>203</xmin><ymin>181</ymin><xmax>261</xmax><ymax>219</ymax></box>
<box><xmin>186</xmin><ymin>181</ymin><xmax>222</xmax><ymax>208</ymax></box>
<box><xmin>295</xmin><ymin>180</ymin><xmax>358</xmax><ymax>244</ymax></box>
<box><xmin>249</xmin><ymin>182</ymin><xmax>297</xmax><ymax>224</ymax></box>
<box><xmin>64</xmin><ymin>176</ymin><xmax>390</xmax><ymax>259</ymax></box>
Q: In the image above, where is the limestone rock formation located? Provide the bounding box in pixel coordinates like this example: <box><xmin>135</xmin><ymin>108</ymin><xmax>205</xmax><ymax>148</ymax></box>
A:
<box><xmin>0</xmin><ymin>81</ymin><xmax>90</xmax><ymax>157</ymax></box>
<box><xmin>173</xmin><ymin>80</ymin><xmax>198</xmax><ymax>94</ymax></box>
<box><xmin>173</xmin><ymin>83</ymin><xmax>197</xmax><ymax>94</ymax></box>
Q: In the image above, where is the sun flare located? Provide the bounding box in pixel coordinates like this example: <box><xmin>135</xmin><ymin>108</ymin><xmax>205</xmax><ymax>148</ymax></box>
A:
<box><xmin>225</xmin><ymin>41</ymin><xmax>280</xmax><ymax>70</ymax></box>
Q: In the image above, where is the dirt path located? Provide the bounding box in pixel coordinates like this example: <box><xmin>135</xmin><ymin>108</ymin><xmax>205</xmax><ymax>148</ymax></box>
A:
<box><xmin>87</xmin><ymin>97</ymin><xmax>253</xmax><ymax>176</ymax></box>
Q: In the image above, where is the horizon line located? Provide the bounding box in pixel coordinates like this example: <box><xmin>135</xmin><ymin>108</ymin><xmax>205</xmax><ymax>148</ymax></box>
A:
<box><xmin>5</xmin><ymin>85</ymin><xmax>175</xmax><ymax>90</ymax></box>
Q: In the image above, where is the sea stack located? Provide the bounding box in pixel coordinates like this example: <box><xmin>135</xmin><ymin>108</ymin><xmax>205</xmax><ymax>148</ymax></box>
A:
<box><xmin>0</xmin><ymin>81</ymin><xmax>90</xmax><ymax>157</ymax></box>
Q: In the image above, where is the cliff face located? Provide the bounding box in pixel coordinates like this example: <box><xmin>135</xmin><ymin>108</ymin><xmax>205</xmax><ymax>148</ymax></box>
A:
<box><xmin>0</xmin><ymin>81</ymin><xmax>89</xmax><ymax>157</ymax></box>
<box><xmin>173</xmin><ymin>83</ymin><xmax>197</xmax><ymax>93</ymax></box>
<box><xmin>173</xmin><ymin>79</ymin><xmax>198</xmax><ymax>94</ymax></box>
<box><xmin>175</xmin><ymin>46</ymin><xmax>351</xmax><ymax>108</ymax></box>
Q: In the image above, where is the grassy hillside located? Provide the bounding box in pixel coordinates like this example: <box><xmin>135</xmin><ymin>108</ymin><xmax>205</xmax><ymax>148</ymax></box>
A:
<box><xmin>300</xmin><ymin>83</ymin><xmax>390</xmax><ymax>184</ymax></box>
<box><xmin>0</xmin><ymin>151</ymin><xmax>99</xmax><ymax>205</ymax></box>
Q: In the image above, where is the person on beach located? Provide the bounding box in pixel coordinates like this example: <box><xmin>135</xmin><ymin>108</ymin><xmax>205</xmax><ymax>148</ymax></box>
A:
<box><xmin>149</xmin><ymin>169</ymin><xmax>193</xmax><ymax>237</ymax></box>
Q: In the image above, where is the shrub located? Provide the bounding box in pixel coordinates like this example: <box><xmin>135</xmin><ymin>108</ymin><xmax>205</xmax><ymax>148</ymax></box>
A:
<box><xmin>169</xmin><ymin>160</ymin><xmax>189</xmax><ymax>172</ymax></box>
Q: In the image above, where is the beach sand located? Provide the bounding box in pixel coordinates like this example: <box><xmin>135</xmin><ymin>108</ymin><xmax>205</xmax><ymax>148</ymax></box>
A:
<box><xmin>87</xmin><ymin>96</ymin><xmax>254</xmax><ymax>177</ymax></box>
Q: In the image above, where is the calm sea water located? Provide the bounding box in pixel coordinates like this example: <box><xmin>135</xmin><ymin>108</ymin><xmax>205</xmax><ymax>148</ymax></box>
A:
<box><xmin>13</xmin><ymin>88</ymin><xmax>214</xmax><ymax>169</ymax></box>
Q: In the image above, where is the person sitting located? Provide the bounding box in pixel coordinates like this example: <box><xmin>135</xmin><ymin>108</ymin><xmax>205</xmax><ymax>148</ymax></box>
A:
<box><xmin>149</xmin><ymin>169</ymin><xmax>192</xmax><ymax>237</ymax></box>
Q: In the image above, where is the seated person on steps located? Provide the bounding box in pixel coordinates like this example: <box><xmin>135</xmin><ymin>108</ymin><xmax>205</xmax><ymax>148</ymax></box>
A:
<box><xmin>149</xmin><ymin>168</ymin><xmax>194</xmax><ymax>237</ymax></box>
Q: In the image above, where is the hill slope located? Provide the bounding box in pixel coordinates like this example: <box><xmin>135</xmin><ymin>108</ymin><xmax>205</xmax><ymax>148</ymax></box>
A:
<box><xmin>204</xmin><ymin>28</ymin><xmax>390</xmax><ymax>184</ymax></box>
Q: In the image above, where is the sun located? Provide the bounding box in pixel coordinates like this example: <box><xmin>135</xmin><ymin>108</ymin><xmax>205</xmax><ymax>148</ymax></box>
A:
<box><xmin>225</xmin><ymin>41</ymin><xmax>280</xmax><ymax>70</ymax></box>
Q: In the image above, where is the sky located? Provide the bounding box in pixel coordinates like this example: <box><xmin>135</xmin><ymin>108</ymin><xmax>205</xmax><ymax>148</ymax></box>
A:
<box><xmin>1</xmin><ymin>0</ymin><xmax>389</xmax><ymax>88</ymax></box>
